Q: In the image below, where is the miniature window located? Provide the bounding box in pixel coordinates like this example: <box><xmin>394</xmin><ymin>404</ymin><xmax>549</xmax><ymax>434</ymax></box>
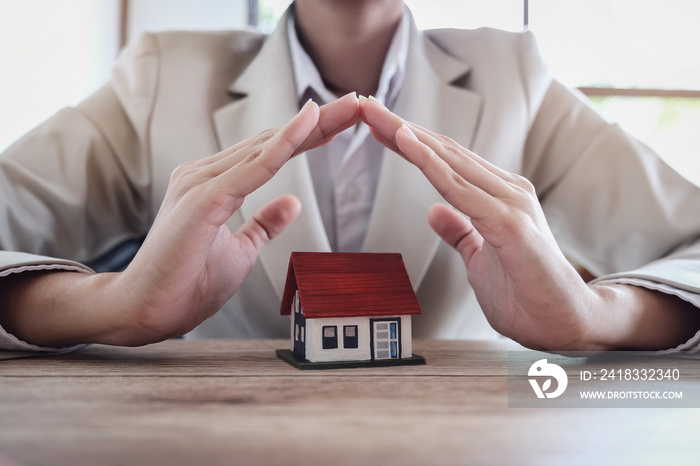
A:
<box><xmin>301</xmin><ymin>326</ymin><xmax>304</xmax><ymax>343</ymax></box>
<box><xmin>322</xmin><ymin>326</ymin><xmax>338</xmax><ymax>349</ymax></box>
<box><xmin>343</xmin><ymin>325</ymin><xmax>358</xmax><ymax>349</ymax></box>
<box><xmin>295</xmin><ymin>324</ymin><xmax>299</xmax><ymax>341</ymax></box>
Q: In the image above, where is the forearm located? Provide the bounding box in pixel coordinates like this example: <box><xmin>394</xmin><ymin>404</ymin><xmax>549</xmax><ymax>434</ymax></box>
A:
<box><xmin>0</xmin><ymin>271</ymin><xmax>144</xmax><ymax>348</ymax></box>
<box><xmin>586</xmin><ymin>283</ymin><xmax>700</xmax><ymax>351</ymax></box>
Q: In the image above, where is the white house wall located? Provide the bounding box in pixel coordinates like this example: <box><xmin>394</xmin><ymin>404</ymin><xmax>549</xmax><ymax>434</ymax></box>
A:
<box><xmin>399</xmin><ymin>316</ymin><xmax>413</xmax><ymax>358</ymax></box>
<box><xmin>305</xmin><ymin>317</ymin><xmax>371</xmax><ymax>362</ymax></box>
<box><xmin>305</xmin><ymin>316</ymin><xmax>413</xmax><ymax>363</ymax></box>
<box><xmin>289</xmin><ymin>290</ymin><xmax>299</xmax><ymax>351</ymax></box>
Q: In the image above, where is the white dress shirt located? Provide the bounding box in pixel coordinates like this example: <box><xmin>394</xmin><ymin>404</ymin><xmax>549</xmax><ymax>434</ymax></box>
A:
<box><xmin>287</xmin><ymin>9</ymin><xmax>409</xmax><ymax>252</ymax></box>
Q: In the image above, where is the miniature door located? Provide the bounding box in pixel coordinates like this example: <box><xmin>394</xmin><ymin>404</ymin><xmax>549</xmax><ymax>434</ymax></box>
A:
<box><xmin>371</xmin><ymin>318</ymin><xmax>401</xmax><ymax>360</ymax></box>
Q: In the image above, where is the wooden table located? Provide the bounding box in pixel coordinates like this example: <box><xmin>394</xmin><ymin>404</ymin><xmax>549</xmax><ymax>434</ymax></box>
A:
<box><xmin>0</xmin><ymin>339</ymin><xmax>698</xmax><ymax>466</ymax></box>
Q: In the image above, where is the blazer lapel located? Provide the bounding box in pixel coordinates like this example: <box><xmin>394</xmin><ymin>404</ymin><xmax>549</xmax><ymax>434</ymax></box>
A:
<box><xmin>362</xmin><ymin>20</ymin><xmax>483</xmax><ymax>290</ymax></box>
<box><xmin>213</xmin><ymin>13</ymin><xmax>331</xmax><ymax>299</ymax></box>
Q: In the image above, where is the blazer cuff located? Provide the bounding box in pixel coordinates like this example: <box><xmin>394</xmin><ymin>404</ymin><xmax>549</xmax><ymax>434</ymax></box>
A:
<box><xmin>0</xmin><ymin>251</ymin><xmax>93</xmax><ymax>356</ymax></box>
<box><xmin>0</xmin><ymin>326</ymin><xmax>86</xmax><ymax>359</ymax></box>
<box><xmin>0</xmin><ymin>251</ymin><xmax>94</xmax><ymax>278</ymax></box>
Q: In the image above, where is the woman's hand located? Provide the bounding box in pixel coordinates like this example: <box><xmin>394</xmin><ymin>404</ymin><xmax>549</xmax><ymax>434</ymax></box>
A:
<box><xmin>0</xmin><ymin>93</ymin><xmax>361</xmax><ymax>347</ymax></box>
<box><xmin>115</xmin><ymin>93</ymin><xmax>361</xmax><ymax>344</ymax></box>
<box><xmin>360</xmin><ymin>95</ymin><xmax>700</xmax><ymax>351</ymax></box>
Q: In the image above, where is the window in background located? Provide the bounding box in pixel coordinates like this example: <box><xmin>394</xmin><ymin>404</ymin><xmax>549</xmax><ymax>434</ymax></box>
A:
<box><xmin>0</xmin><ymin>0</ymin><xmax>250</xmax><ymax>154</ymax></box>
<box><xmin>125</xmin><ymin>0</ymin><xmax>248</xmax><ymax>42</ymax></box>
<box><xmin>0</xmin><ymin>0</ymin><xmax>120</xmax><ymax>153</ymax></box>
<box><xmin>253</xmin><ymin>0</ymin><xmax>524</xmax><ymax>34</ymax></box>
<box><xmin>529</xmin><ymin>0</ymin><xmax>700</xmax><ymax>185</ymax></box>
<box><xmin>256</xmin><ymin>0</ymin><xmax>293</xmax><ymax>33</ymax></box>
<box><xmin>404</xmin><ymin>0</ymin><xmax>523</xmax><ymax>31</ymax></box>
<box><xmin>255</xmin><ymin>0</ymin><xmax>700</xmax><ymax>184</ymax></box>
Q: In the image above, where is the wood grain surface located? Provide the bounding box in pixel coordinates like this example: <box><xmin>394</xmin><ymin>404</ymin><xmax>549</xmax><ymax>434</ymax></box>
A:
<box><xmin>1</xmin><ymin>339</ymin><xmax>698</xmax><ymax>466</ymax></box>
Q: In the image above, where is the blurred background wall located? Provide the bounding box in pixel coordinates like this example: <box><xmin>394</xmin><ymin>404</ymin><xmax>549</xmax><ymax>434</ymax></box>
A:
<box><xmin>0</xmin><ymin>0</ymin><xmax>248</xmax><ymax>154</ymax></box>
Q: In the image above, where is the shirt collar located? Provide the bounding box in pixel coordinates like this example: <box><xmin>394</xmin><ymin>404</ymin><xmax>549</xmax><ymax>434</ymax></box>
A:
<box><xmin>287</xmin><ymin>7</ymin><xmax>410</xmax><ymax>107</ymax></box>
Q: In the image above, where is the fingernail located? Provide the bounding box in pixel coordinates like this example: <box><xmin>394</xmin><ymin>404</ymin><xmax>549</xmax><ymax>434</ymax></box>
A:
<box><xmin>300</xmin><ymin>98</ymin><xmax>318</xmax><ymax>113</ymax></box>
<box><xmin>368</xmin><ymin>95</ymin><xmax>384</xmax><ymax>106</ymax></box>
<box><xmin>399</xmin><ymin>123</ymin><xmax>418</xmax><ymax>141</ymax></box>
<box><xmin>358</xmin><ymin>95</ymin><xmax>368</xmax><ymax>102</ymax></box>
<box><xmin>338</xmin><ymin>91</ymin><xmax>357</xmax><ymax>101</ymax></box>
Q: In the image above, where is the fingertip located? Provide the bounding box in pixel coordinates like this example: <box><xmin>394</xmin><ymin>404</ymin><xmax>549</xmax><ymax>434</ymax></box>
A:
<box><xmin>368</xmin><ymin>95</ymin><xmax>383</xmax><ymax>106</ymax></box>
<box><xmin>396</xmin><ymin>123</ymin><xmax>418</xmax><ymax>142</ymax></box>
<box><xmin>427</xmin><ymin>203</ymin><xmax>455</xmax><ymax>233</ymax></box>
<box><xmin>341</xmin><ymin>91</ymin><xmax>358</xmax><ymax>102</ymax></box>
<box><xmin>320</xmin><ymin>92</ymin><xmax>359</xmax><ymax>120</ymax></box>
<box><xmin>301</xmin><ymin>98</ymin><xmax>320</xmax><ymax>116</ymax></box>
<box><xmin>427</xmin><ymin>204</ymin><xmax>480</xmax><ymax>259</ymax></box>
<box><xmin>358</xmin><ymin>94</ymin><xmax>372</xmax><ymax>110</ymax></box>
<box><xmin>395</xmin><ymin>123</ymin><xmax>426</xmax><ymax>163</ymax></box>
<box><xmin>302</xmin><ymin>97</ymin><xmax>316</xmax><ymax>108</ymax></box>
<box><xmin>331</xmin><ymin>92</ymin><xmax>359</xmax><ymax>112</ymax></box>
<box><xmin>254</xmin><ymin>195</ymin><xmax>303</xmax><ymax>242</ymax></box>
<box><xmin>428</xmin><ymin>202</ymin><xmax>450</xmax><ymax>219</ymax></box>
<box><xmin>358</xmin><ymin>95</ymin><xmax>369</xmax><ymax>111</ymax></box>
<box><xmin>282</xmin><ymin>194</ymin><xmax>302</xmax><ymax>217</ymax></box>
<box><xmin>294</xmin><ymin>99</ymin><xmax>320</xmax><ymax>128</ymax></box>
<box><xmin>283</xmin><ymin>100</ymin><xmax>321</xmax><ymax>148</ymax></box>
<box><xmin>360</xmin><ymin>95</ymin><xmax>402</xmax><ymax>134</ymax></box>
<box><xmin>360</xmin><ymin>96</ymin><xmax>381</xmax><ymax>127</ymax></box>
<box><xmin>271</xmin><ymin>194</ymin><xmax>302</xmax><ymax>224</ymax></box>
<box><xmin>362</xmin><ymin>95</ymin><xmax>384</xmax><ymax>113</ymax></box>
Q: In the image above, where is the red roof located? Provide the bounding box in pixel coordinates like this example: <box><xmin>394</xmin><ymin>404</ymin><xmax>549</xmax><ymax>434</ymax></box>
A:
<box><xmin>280</xmin><ymin>252</ymin><xmax>422</xmax><ymax>318</ymax></box>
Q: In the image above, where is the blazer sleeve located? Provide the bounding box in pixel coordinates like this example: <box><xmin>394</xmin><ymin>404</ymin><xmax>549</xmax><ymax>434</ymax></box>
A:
<box><xmin>523</xmin><ymin>72</ymin><xmax>700</xmax><ymax>350</ymax></box>
<box><xmin>0</xmin><ymin>33</ymin><xmax>161</xmax><ymax>351</ymax></box>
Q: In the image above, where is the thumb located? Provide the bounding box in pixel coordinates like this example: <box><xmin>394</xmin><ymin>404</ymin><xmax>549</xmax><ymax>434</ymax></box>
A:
<box><xmin>427</xmin><ymin>204</ymin><xmax>483</xmax><ymax>265</ymax></box>
<box><xmin>235</xmin><ymin>195</ymin><xmax>302</xmax><ymax>253</ymax></box>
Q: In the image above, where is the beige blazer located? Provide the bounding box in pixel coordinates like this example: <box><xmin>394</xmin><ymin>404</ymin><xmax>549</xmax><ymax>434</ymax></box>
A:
<box><xmin>2</xmin><ymin>11</ymin><xmax>699</xmax><ymax>342</ymax></box>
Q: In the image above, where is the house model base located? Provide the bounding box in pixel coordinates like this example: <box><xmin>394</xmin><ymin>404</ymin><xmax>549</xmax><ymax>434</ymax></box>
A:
<box><xmin>276</xmin><ymin>349</ymin><xmax>426</xmax><ymax>370</ymax></box>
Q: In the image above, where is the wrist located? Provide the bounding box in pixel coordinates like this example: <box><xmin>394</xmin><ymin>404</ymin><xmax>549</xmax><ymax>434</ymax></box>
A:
<box><xmin>582</xmin><ymin>283</ymin><xmax>700</xmax><ymax>351</ymax></box>
<box><xmin>572</xmin><ymin>283</ymin><xmax>630</xmax><ymax>351</ymax></box>
<box><xmin>0</xmin><ymin>271</ymin><xmax>127</xmax><ymax>347</ymax></box>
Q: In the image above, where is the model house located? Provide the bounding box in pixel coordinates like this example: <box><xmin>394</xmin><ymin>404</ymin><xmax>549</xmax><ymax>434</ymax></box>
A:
<box><xmin>277</xmin><ymin>252</ymin><xmax>425</xmax><ymax>368</ymax></box>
